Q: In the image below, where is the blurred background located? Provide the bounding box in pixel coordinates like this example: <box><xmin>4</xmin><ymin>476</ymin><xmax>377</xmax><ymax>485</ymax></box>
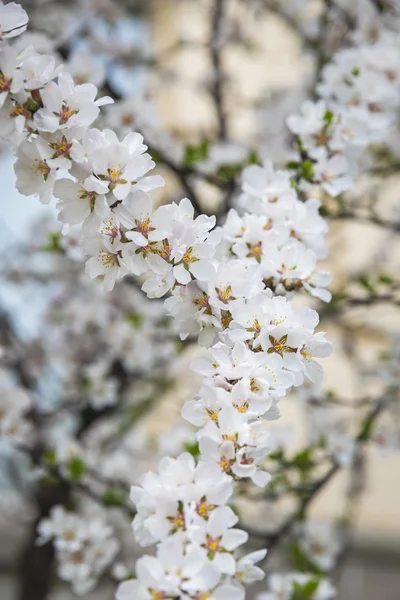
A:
<box><xmin>0</xmin><ymin>1</ymin><xmax>400</xmax><ymax>599</ymax></box>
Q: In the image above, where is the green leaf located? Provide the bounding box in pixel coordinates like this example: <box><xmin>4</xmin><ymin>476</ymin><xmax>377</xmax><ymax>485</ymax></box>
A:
<box><xmin>290</xmin><ymin>543</ymin><xmax>325</xmax><ymax>576</ymax></box>
<box><xmin>358</xmin><ymin>415</ymin><xmax>375</xmax><ymax>442</ymax></box>
<box><xmin>216</xmin><ymin>163</ymin><xmax>242</xmax><ymax>183</ymax></box>
<box><xmin>291</xmin><ymin>578</ymin><xmax>320</xmax><ymax>600</ymax></box>
<box><xmin>43</xmin><ymin>448</ymin><xmax>57</xmax><ymax>467</ymax></box>
<box><xmin>323</xmin><ymin>110</ymin><xmax>335</xmax><ymax>126</ymax></box>
<box><xmin>25</xmin><ymin>97</ymin><xmax>41</xmax><ymax>113</ymax></box>
<box><xmin>247</xmin><ymin>149</ymin><xmax>261</xmax><ymax>165</ymax></box>
<box><xmin>358</xmin><ymin>274</ymin><xmax>376</xmax><ymax>295</ymax></box>
<box><xmin>378</xmin><ymin>273</ymin><xmax>395</xmax><ymax>286</ymax></box>
<box><xmin>67</xmin><ymin>456</ymin><xmax>87</xmax><ymax>481</ymax></box>
<box><xmin>103</xmin><ymin>488</ymin><xmax>127</xmax><ymax>507</ymax></box>
<box><xmin>291</xmin><ymin>448</ymin><xmax>315</xmax><ymax>473</ymax></box>
<box><xmin>127</xmin><ymin>311</ymin><xmax>144</xmax><ymax>328</ymax></box>
<box><xmin>268</xmin><ymin>449</ymin><xmax>285</xmax><ymax>461</ymax></box>
<box><xmin>183</xmin><ymin>441</ymin><xmax>200</xmax><ymax>458</ymax></box>
<box><xmin>286</xmin><ymin>160</ymin><xmax>301</xmax><ymax>170</ymax></box>
<box><xmin>300</xmin><ymin>160</ymin><xmax>315</xmax><ymax>182</ymax></box>
<box><xmin>40</xmin><ymin>232</ymin><xmax>63</xmax><ymax>253</ymax></box>
<box><xmin>318</xmin><ymin>204</ymin><xmax>329</xmax><ymax>217</ymax></box>
<box><xmin>148</xmin><ymin>148</ymin><xmax>163</xmax><ymax>164</ymax></box>
<box><xmin>184</xmin><ymin>139</ymin><xmax>210</xmax><ymax>167</ymax></box>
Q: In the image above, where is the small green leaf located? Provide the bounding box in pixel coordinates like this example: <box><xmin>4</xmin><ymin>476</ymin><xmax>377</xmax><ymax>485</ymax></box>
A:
<box><xmin>127</xmin><ymin>311</ymin><xmax>143</xmax><ymax>328</ymax></box>
<box><xmin>43</xmin><ymin>448</ymin><xmax>57</xmax><ymax>467</ymax></box>
<box><xmin>358</xmin><ymin>274</ymin><xmax>376</xmax><ymax>295</ymax></box>
<box><xmin>290</xmin><ymin>543</ymin><xmax>325</xmax><ymax>576</ymax></box>
<box><xmin>300</xmin><ymin>160</ymin><xmax>315</xmax><ymax>182</ymax></box>
<box><xmin>247</xmin><ymin>149</ymin><xmax>261</xmax><ymax>165</ymax></box>
<box><xmin>184</xmin><ymin>139</ymin><xmax>210</xmax><ymax>167</ymax></box>
<box><xmin>291</xmin><ymin>578</ymin><xmax>320</xmax><ymax>600</ymax></box>
<box><xmin>40</xmin><ymin>232</ymin><xmax>63</xmax><ymax>253</ymax></box>
<box><xmin>103</xmin><ymin>489</ymin><xmax>127</xmax><ymax>507</ymax></box>
<box><xmin>67</xmin><ymin>456</ymin><xmax>87</xmax><ymax>481</ymax></box>
<box><xmin>183</xmin><ymin>441</ymin><xmax>200</xmax><ymax>458</ymax></box>
<box><xmin>291</xmin><ymin>448</ymin><xmax>315</xmax><ymax>473</ymax></box>
<box><xmin>378</xmin><ymin>273</ymin><xmax>395</xmax><ymax>286</ymax></box>
<box><xmin>286</xmin><ymin>160</ymin><xmax>301</xmax><ymax>170</ymax></box>
<box><xmin>323</xmin><ymin>110</ymin><xmax>335</xmax><ymax>126</ymax></box>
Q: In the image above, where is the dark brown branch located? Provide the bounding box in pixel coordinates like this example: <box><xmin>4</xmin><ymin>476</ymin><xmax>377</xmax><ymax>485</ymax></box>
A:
<box><xmin>210</xmin><ymin>0</ymin><xmax>227</xmax><ymax>140</ymax></box>
<box><xmin>245</xmin><ymin>390</ymin><xmax>395</xmax><ymax>562</ymax></box>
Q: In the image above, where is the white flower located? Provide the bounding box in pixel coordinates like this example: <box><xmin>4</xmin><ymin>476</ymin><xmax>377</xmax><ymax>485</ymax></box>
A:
<box><xmin>0</xmin><ymin>46</ymin><xmax>23</xmax><ymax>109</ymax></box>
<box><xmin>130</xmin><ymin>452</ymin><xmax>233</xmax><ymax>547</ymax></box>
<box><xmin>286</xmin><ymin>100</ymin><xmax>328</xmax><ymax>138</ymax></box>
<box><xmin>235</xmin><ymin>549</ymin><xmax>267</xmax><ymax>584</ymax></box>
<box><xmin>14</xmin><ymin>139</ymin><xmax>57</xmax><ymax>204</ymax></box>
<box><xmin>257</xmin><ymin>573</ymin><xmax>335</xmax><ymax>600</ymax></box>
<box><xmin>0</xmin><ymin>1</ymin><xmax>28</xmax><ymax>40</ymax></box>
<box><xmin>240</xmin><ymin>160</ymin><xmax>293</xmax><ymax>209</ymax></box>
<box><xmin>261</xmin><ymin>242</ymin><xmax>326</xmax><ymax>297</ymax></box>
<box><xmin>298</xmin><ymin>521</ymin><xmax>340</xmax><ymax>572</ymax></box>
<box><xmin>20</xmin><ymin>48</ymin><xmax>62</xmax><ymax>90</ymax></box>
<box><xmin>311</xmin><ymin>148</ymin><xmax>353</xmax><ymax>197</ymax></box>
<box><xmin>34</xmin><ymin>72</ymin><xmax>112</xmax><ymax>133</ymax></box>
<box><xmin>54</xmin><ymin>174</ymin><xmax>110</xmax><ymax>232</ymax></box>
<box><xmin>189</xmin><ymin>505</ymin><xmax>248</xmax><ymax>575</ymax></box>
<box><xmin>37</xmin><ymin>507</ymin><xmax>119</xmax><ymax>596</ymax></box>
<box><xmin>76</xmin><ymin>128</ymin><xmax>163</xmax><ymax>200</ymax></box>
<box><xmin>198</xmin><ymin>405</ymin><xmax>272</xmax><ymax>487</ymax></box>
<box><xmin>35</xmin><ymin>128</ymin><xmax>83</xmax><ymax>170</ymax></box>
<box><xmin>85</xmin><ymin>236</ymin><xmax>127</xmax><ymax>292</ymax></box>
<box><xmin>116</xmin><ymin>535</ymin><xmax>220</xmax><ymax>600</ymax></box>
<box><xmin>299</xmin><ymin>332</ymin><xmax>333</xmax><ymax>384</ymax></box>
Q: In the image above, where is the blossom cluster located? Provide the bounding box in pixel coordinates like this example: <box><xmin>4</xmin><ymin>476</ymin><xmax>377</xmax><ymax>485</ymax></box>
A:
<box><xmin>120</xmin><ymin>452</ymin><xmax>266</xmax><ymax>599</ymax></box>
<box><xmin>36</xmin><ymin>505</ymin><xmax>119</xmax><ymax>595</ymax></box>
<box><xmin>2</xmin><ymin>2</ymin><xmax>400</xmax><ymax>599</ymax></box>
<box><xmin>286</xmin><ymin>31</ymin><xmax>400</xmax><ymax>196</ymax></box>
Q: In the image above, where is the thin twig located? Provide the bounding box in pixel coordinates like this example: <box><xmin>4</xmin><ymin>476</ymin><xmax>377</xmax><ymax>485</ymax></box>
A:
<box><xmin>210</xmin><ymin>0</ymin><xmax>227</xmax><ymax>140</ymax></box>
<box><xmin>245</xmin><ymin>390</ymin><xmax>395</xmax><ymax>562</ymax></box>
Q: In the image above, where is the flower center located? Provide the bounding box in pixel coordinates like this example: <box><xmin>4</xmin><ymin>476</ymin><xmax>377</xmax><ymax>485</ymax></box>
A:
<box><xmin>205</xmin><ymin>408</ymin><xmax>219</xmax><ymax>422</ymax></box>
<box><xmin>183</xmin><ymin>247</ymin><xmax>196</xmax><ymax>264</ymax></box>
<box><xmin>221</xmin><ymin>310</ymin><xmax>233</xmax><ymax>329</ymax></box>
<box><xmin>100</xmin><ymin>220</ymin><xmax>120</xmax><ymax>242</ymax></box>
<box><xmin>234</xmin><ymin>401</ymin><xmax>249</xmax><ymax>414</ymax></box>
<box><xmin>193</xmin><ymin>292</ymin><xmax>211</xmax><ymax>310</ymax></box>
<box><xmin>56</xmin><ymin>102</ymin><xmax>78</xmax><ymax>125</ymax></box>
<box><xmin>33</xmin><ymin>160</ymin><xmax>51</xmax><ymax>180</ymax></box>
<box><xmin>0</xmin><ymin>73</ymin><xmax>12</xmax><ymax>93</ymax></box>
<box><xmin>247</xmin><ymin>241</ymin><xmax>263</xmax><ymax>262</ymax></box>
<box><xmin>219</xmin><ymin>456</ymin><xmax>232</xmax><ymax>472</ymax></box>
<box><xmin>216</xmin><ymin>285</ymin><xmax>233</xmax><ymax>304</ymax></box>
<box><xmin>158</xmin><ymin>239</ymin><xmax>171</xmax><ymax>261</ymax></box>
<box><xmin>196</xmin><ymin>497</ymin><xmax>214</xmax><ymax>518</ymax></box>
<box><xmin>49</xmin><ymin>135</ymin><xmax>72</xmax><ymax>159</ymax></box>
<box><xmin>206</xmin><ymin>534</ymin><xmax>222</xmax><ymax>554</ymax></box>
<box><xmin>167</xmin><ymin>509</ymin><xmax>185</xmax><ymax>533</ymax></box>
<box><xmin>99</xmin><ymin>251</ymin><xmax>119</xmax><ymax>268</ymax></box>
<box><xmin>107</xmin><ymin>166</ymin><xmax>125</xmax><ymax>184</ymax></box>
<box><xmin>250</xmin><ymin>378</ymin><xmax>260</xmax><ymax>393</ymax></box>
<box><xmin>136</xmin><ymin>217</ymin><xmax>152</xmax><ymax>234</ymax></box>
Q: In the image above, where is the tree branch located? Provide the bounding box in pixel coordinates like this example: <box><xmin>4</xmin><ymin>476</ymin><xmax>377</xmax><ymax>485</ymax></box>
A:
<box><xmin>245</xmin><ymin>389</ymin><xmax>396</xmax><ymax>562</ymax></box>
<box><xmin>210</xmin><ymin>0</ymin><xmax>227</xmax><ymax>140</ymax></box>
